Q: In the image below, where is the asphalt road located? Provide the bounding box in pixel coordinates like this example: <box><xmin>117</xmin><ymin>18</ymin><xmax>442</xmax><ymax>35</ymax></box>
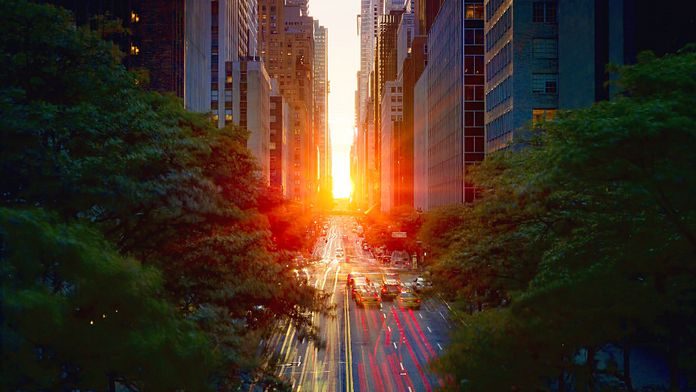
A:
<box><xmin>267</xmin><ymin>215</ymin><xmax>452</xmax><ymax>392</ymax></box>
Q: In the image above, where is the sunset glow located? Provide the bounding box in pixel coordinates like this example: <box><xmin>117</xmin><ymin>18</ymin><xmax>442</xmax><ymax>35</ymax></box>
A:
<box><xmin>332</xmin><ymin>146</ymin><xmax>353</xmax><ymax>198</ymax></box>
<box><xmin>310</xmin><ymin>1</ymin><xmax>359</xmax><ymax>200</ymax></box>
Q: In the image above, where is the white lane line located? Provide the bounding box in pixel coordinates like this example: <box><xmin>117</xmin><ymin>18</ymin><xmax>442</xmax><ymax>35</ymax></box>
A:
<box><xmin>400</xmin><ymin>362</ymin><xmax>405</xmax><ymax>371</ymax></box>
<box><xmin>439</xmin><ymin>311</ymin><xmax>446</xmax><ymax>320</ymax></box>
<box><xmin>437</xmin><ymin>343</ymin><xmax>443</xmax><ymax>351</ymax></box>
<box><xmin>387</xmin><ymin>326</ymin><xmax>391</xmax><ymax>332</ymax></box>
<box><xmin>418</xmin><ymin>313</ymin><xmax>423</xmax><ymax>319</ymax></box>
<box><xmin>393</xmin><ymin>342</ymin><xmax>397</xmax><ymax>349</ymax></box>
<box><xmin>426</xmin><ymin>326</ymin><xmax>432</xmax><ymax>333</ymax></box>
<box><xmin>383</xmin><ymin>313</ymin><xmax>387</xmax><ymax>319</ymax></box>
<box><xmin>408</xmin><ymin>387</ymin><xmax>413</xmax><ymax>392</ymax></box>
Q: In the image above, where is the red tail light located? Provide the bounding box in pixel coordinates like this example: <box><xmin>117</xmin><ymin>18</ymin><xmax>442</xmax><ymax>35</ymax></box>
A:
<box><xmin>416</xmin><ymin>299</ymin><xmax>421</xmax><ymax>303</ymax></box>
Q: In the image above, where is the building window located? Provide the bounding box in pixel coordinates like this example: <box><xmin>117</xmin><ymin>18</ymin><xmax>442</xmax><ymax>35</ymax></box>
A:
<box><xmin>465</xmin><ymin>55</ymin><xmax>484</xmax><ymax>75</ymax></box>
<box><xmin>465</xmin><ymin>28</ymin><xmax>484</xmax><ymax>45</ymax></box>
<box><xmin>465</xmin><ymin>4</ymin><xmax>483</xmax><ymax>19</ymax></box>
<box><xmin>532</xmin><ymin>73</ymin><xmax>558</xmax><ymax>94</ymax></box>
<box><xmin>532</xmin><ymin>108</ymin><xmax>557</xmax><ymax>125</ymax></box>
<box><xmin>533</xmin><ymin>39</ymin><xmax>558</xmax><ymax>59</ymax></box>
<box><xmin>533</xmin><ymin>2</ymin><xmax>557</xmax><ymax>23</ymax></box>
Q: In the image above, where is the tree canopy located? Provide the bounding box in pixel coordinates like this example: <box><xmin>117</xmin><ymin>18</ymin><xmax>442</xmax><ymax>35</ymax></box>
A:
<box><xmin>425</xmin><ymin>49</ymin><xmax>696</xmax><ymax>391</ymax></box>
<box><xmin>0</xmin><ymin>1</ymin><xmax>325</xmax><ymax>389</ymax></box>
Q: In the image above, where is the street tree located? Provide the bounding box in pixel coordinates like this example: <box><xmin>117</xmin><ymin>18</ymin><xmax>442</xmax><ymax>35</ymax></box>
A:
<box><xmin>428</xmin><ymin>49</ymin><xmax>696</xmax><ymax>390</ymax></box>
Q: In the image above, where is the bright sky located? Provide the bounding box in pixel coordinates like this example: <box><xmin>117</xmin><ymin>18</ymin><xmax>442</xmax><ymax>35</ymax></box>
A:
<box><xmin>310</xmin><ymin>0</ymin><xmax>360</xmax><ymax>199</ymax></box>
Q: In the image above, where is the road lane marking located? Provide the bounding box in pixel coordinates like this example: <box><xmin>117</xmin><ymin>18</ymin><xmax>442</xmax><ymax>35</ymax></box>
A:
<box><xmin>408</xmin><ymin>387</ymin><xmax>413</xmax><ymax>392</ymax></box>
<box><xmin>400</xmin><ymin>362</ymin><xmax>405</xmax><ymax>371</ymax></box>
<box><xmin>426</xmin><ymin>326</ymin><xmax>432</xmax><ymax>333</ymax></box>
<box><xmin>387</xmin><ymin>326</ymin><xmax>391</xmax><ymax>332</ymax></box>
<box><xmin>344</xmin><ymin>284</ymin><xmax>354</xmax><ymax>392</ymax></box>
<box><xmin>277</xmin><ymin>323</ymin><xmax>295</xmax><ymax>376</ymax></box>
<box><xmin>418</xmin><ymin>313</ymin><xmax>423</xmax><ymax>319</ymax></box>
<box><xmin>437</xmin><ymin>343</ymin><xmax>443</xmax><ymax>351</ymax></box>
<box><xmin>439</xmin><ymin>311</ymin><xmax>446</xmax><ymax>320</ymax></box>
<box><xmin>393</xmin><ymin>342</ymin><xmax>397</xmax><ymax>349</ymax></box>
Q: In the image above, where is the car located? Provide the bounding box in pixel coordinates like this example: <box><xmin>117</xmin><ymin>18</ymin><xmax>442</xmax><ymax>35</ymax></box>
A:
<box><xmin>380</xmin><ymin>274</ymin><xmax>402</xmax><ymax>300</ymax></box>
<box><xmin>355</xmin><ymin>287</ymin><xmax>382</xmax><ymax>308</ymax></box>
<box><xmin>383</xmin><ymin>273</ymin><xmax>400</xmax><ymax>283</ymax></box>
<box><xmin>391</xmin><ymin>250</ymin><xmax>410</xmax><ymax>265</ymax></box>
<box><xmin>411</xmin><ymin>277</ymin><xmax>431</xmax><ymax>292</ymax></box>
<box><xmin>397</xmin><ymin>291</ymin><xmax>421</xmax><ymax>309</ymax></box>
<box><xmin>380</xmin><ymin>282</ymin><xmax>401</xmax><ymax>301</ymax></box>
<box><xmin>350</xmin><ymin>276</ymin><xmax>369</xmax><ymax>298</ymax></box>
<box><xmin>347</xmin><ymin>272</ymin><xmax>364</xmax><ymax>287</ymax></box>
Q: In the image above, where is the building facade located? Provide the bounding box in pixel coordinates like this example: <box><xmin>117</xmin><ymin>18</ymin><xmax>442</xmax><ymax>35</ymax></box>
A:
<box><xmin>413</xmin><ymin>66</ymin><xmax>428</xmax><ymax>211</ymax></box>
<box><xmin>372</xmin><ymin>10</ymin><xmax>402</xmax><ymax>209</ymax></box>
<box><xmin>354</xmin><ymin>0</ymin><xmax>385</xmax><ymax>209</ymax></box>
<box><xmin>314</xmin><ymin>22</ymin><xmax>331</xmax><ymax>198</ymax></box>
<box><xmin>380</xmin><ymin>80</ymin><xmax>403</xmax><ymax>212</ymax></box>
<box><xmin>258</xmin><ymin>0</ymin><xmax>316</xmax><ymax>203</ymax></box>
<box><xmin>270</xmin><ymin>81</ymin><xmax>291</xmax><ymax>195</ymax></box>
<box><xmin>414</xmin><ymin>0</ymin><xmax>444</xmax><ymax>35</ymax></box>
<box><xmin>400</xmin><ymin>34</ymin><xmax>427</xmax><ymax>209</ymax></box>
<box><xmin>482</xmin><ymin>0</ymin><xmax>696</xmax><ymax>163</ymax></box>
<box><xmin>230</xmin><ymin>59</ymin><xmax>271</xmax><ymax>183</ymax></box>
<box><xmin>427</xmin><ymin>0</ymin><xmax>484</xmax><ymax>208</ymax></box>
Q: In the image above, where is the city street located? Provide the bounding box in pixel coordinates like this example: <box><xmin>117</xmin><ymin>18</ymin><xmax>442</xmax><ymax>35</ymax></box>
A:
<box><xmin>266</xmin><ymin>216</ymin><xmax>452</xmax><ymax>391</ymax></box>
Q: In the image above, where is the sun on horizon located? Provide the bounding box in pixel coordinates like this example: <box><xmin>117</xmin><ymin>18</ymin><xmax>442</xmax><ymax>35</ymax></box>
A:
<box><xmin>332</xmin><ymin>142</ymin><xmax>352</xmax><ymax>199</ymax></box>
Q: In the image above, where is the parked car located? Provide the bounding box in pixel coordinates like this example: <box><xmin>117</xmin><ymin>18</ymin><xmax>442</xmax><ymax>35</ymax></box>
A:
<box><xmin>411</xmin><ymin>277</ymin><xmax>431</xmax><ymax>292</ymax></box>
<box><xmin>397</xmin><ymin>291</ymin><xmax>421</xmax><ymax>309</ymax></box>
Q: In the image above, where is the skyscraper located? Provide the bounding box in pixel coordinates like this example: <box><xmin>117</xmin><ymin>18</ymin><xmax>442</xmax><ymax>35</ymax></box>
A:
<box><xmin>230</xmin><ymin>59</ymin><xmax>271</xmax><ymax>183</ymax></box>
<box><xmin>372</xmin><ymin>9</ymin><xmax>402</xmax><ymax>208</ymax></box>
<box><xmin>44</xmin><ymin>0</ymin><xmax>210</xmax><ymax>112</ymax></box>
<box><xmin>414</xmin><ymin>0</ymin><xmax>444</xmax><ymax>35</ymax></box>
<box><xmin>380</xmin><ymin>80</ymin><xmax>403</xmax><ymax>212</ymax></box>
<box><xmin>314</xmin><ymin>22</ymin><xmax>331</xmax><ymax>199</ymax></box>
<box><xmin>258</xmin><ymin>0</ymin><xmax>316</xmax><ymax>203</ymax></box>
<box><xmin>483</xmin><ymin>0</ymin><xmax>663</xmax><ymax>153</ymax></box>
<box><xmin>210</xmin><ymin>0</ymin><xmax>259</xmax><ymax>129</ymax></box>
<box><xmin>354</xmin><ymin>0</ymin><xmax>385</xmax><ymax>209</ymax></box>
<box><xmin>270</xmin><ymin>81</ymin><xmax>291</xmax><ymax>195</ymax></box>
<box><xmin>426</xmin><ymin>0</ymin><xmax>484</xmax><ymax>208</ymax></box>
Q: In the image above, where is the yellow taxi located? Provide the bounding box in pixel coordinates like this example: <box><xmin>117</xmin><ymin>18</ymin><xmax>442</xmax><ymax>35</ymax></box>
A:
<box><xmin>396</xmin><ymin>291</ymin><xmax>421</xmax><ymax>309</ymax></box>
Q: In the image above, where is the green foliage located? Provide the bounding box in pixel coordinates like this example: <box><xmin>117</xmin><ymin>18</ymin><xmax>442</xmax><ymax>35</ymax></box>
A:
<box><xmin>0</xmin><ymin>208</ymin><xmax>216</xmax><ymax>391</ymax></box>
<box><xmin>426</xmin><ymin>50</ymin><xmax>696</xmax><ymax>390</ymax></box>
<box><xmin>0</xmin><ymin>0</ymin><xmax>327</xmax><ymax>388</ymax></box>
<box><xmin>362</xmin><ymin>205</ymin><xmax>422</xmax><ymax>252</ymax></box>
